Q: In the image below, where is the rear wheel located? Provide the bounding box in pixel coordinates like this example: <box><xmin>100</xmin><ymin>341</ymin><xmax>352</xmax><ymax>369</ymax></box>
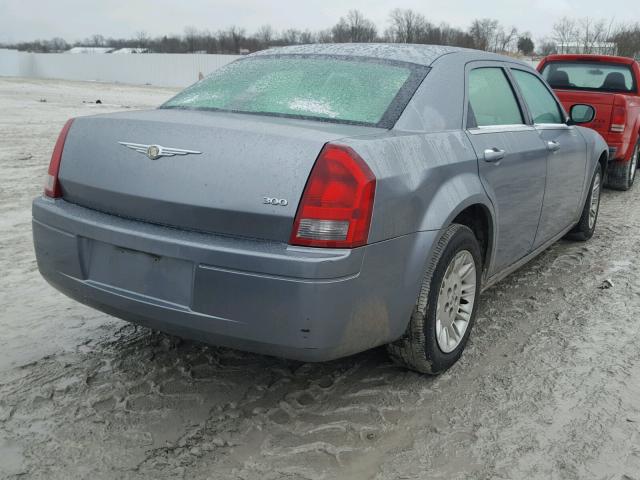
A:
<box><xmin>607</xmin><ymin>139</ymin><xmax>638</xmax><ymax>191</ymax></box>
<box><xmin>567</xmin><ymin>164</ymin><xmax>602</xmax><ymax>241</ymax></box>
<box><xmin>386</xmin><ymin>224</ymin><xmax>482</xmax><ymax>374</ymax></box>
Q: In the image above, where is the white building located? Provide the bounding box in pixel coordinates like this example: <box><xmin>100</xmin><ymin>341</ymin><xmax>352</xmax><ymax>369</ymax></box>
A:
<box><xmin>556</xmin><ymin>42</ymin><xmax>617</xmax><ymax>55</ymax></box>
<box><xmin>66</xmin><ymin>47</ymin><xmax>114</xmax><ymax>54</ymax></box>
<box><xmin>111</xmin><ymin>48</ymin><xmax>149</xmax><ymax>54</ymax></box>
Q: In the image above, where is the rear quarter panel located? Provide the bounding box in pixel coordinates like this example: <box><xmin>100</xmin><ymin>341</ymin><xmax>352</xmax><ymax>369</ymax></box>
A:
<box><xmin>576</xmin><ymin>125</ymin><xmax>609</xmax><ymax>197</ymax></box>
<box><xmin>338</xmin><ymin>129</ymin><xmax>493</xmax><ymax>342</ymax></box>
<box><xmin>341</xmin><ymin>130</ymin><xmax>491</xmax><ymax>244</ymax></box>
<box><xmin>622</xmin><ymin>94</ymin><xmax>640</xmax><ymax>158</ymax></box>
<box><xmin>626</xmin><ymin>62</ymin><xmax>640</xmax><ymax>151</ymax></box>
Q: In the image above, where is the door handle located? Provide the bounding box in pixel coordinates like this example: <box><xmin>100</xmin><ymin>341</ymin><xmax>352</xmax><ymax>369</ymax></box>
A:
<box><xmin>484</xmin><ymin>148</ymin><xmax>505</xmax><ymax>163</ymax></box>
<box><xmin>547</xmin><ymin>140</ymin><xmax>561</xmax><ymax>152</ymax></box>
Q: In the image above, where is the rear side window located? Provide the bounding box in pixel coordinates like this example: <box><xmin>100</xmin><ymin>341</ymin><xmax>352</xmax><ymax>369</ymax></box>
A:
<box><xmin>468</xmin><ymin>68</ymin><xmax>523</xmax><ymax>127</ymax></box>
<box><xmin>541</xmin><ymin>61</ymin><xmax>636</xmax><ymax>93</ymax></box>
<box><xmin>512</xmin><ymin>69</ymin><xmax>563</xmax><ymax>124</ymax></box>
<box><xmin>161</xmin><ymin>55</ymin><xmax>428</xmax><ymax>128</ymax></box>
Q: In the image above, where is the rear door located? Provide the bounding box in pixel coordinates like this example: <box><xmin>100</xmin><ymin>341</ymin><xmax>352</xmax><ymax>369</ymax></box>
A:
<box><xmin>510</xmin><ymin>68</ymin><xmax>587</xmax><ymax>248</ymax></box>
<box><xmin>464</xmin><ymin>63</ymin><xmax>547</xmax><ymax>275</ymax></box>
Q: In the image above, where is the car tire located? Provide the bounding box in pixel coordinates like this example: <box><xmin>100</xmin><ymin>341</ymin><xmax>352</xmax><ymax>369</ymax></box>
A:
<box><xmin>386</xmin><ymin>224</ymin><xmax>482</xmax><ymax>374</ymax></box>
<box><xmin>567</xmin><ymin>164</ymin><xmax>602</xmax><ymax>242</ymax></box>
<box><xmin>606</xmin><ymin>139</ymin><xmax>638</xmax><ymax>191</ymax></box>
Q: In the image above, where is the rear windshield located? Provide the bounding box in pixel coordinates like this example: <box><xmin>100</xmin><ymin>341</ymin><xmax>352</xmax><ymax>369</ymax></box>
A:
<box><xmin>541</xmin><ymin>61</ymin><xmax>636</xmax><ymax>93</ymax></box>
<box><xmin>161</xmin><ymin>55</ymin><xmax>428</xmax><ymax>128</ymax></box>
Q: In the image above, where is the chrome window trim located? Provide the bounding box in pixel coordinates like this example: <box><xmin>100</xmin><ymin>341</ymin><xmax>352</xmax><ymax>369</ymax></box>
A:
<box><xmin>467</xmin><ymin>124</ymin><xmax>536</xmax><ymax>135</ymax></box>
<box><xmin>534</xmin><ymin>123</ymin><xmax>573</xmax><ymax>130</ymax></box>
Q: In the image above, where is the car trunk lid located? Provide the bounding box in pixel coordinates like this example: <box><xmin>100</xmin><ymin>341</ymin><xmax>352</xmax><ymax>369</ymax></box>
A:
<box><xmin>59</xmin><ymin>109</ymin><xmax>382</xmax><ymax>242</ymax></box>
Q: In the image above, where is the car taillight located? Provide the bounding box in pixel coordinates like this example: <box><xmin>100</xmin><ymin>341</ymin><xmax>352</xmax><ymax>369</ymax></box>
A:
<box><xmin>44</xmin><ymin>118</ymin><xmax>74</xmax><ymax>198</ymax></box>
<box><xmin>290</xmin><ymin>144</ymin><xmax>376</xmax><ymax>248</ymax></box>
<box><xmin>610</xmin><ymin>105</ymin><xmax>626</xmax><ymax>133</ymax></box>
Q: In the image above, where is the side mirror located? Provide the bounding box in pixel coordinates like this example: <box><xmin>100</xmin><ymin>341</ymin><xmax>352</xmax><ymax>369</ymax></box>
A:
<box><xmin>568</xmin><ymin>104</ymin><xmax>595</xmax><ymax>125</ymax></box>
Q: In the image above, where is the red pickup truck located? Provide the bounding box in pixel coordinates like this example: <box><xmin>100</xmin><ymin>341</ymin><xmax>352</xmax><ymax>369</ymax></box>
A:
<box><xmin>538</xmin><ymin>54</ymin><xmax>640</xmax><ymax>190</ymax></box>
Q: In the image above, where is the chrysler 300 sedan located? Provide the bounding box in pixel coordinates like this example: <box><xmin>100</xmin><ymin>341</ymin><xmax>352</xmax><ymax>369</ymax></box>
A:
<box><xmin>33</xmin><ymin>44</ymin><xmax>608</xmax><ymax>373</ymax></box>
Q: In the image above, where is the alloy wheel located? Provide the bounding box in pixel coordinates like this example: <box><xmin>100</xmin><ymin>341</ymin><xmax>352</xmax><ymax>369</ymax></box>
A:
<box><xmin>435</xmin><ymin>250</ymin><xmax>477</xmax><ymax>353</ymax></box>
<box><xmin>589</xmin><ymin>170</ymin><xmax>601</xmax><ymax>230</ymax></box>
<box><xmin>631</xmin><ymin>144</ymin><xmax>639</xmax><ymax>184</ymax></box>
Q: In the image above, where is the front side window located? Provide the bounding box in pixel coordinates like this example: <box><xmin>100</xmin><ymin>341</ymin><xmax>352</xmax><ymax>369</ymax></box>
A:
<box><xmin>161</xmin><ymin>55</ymin><xmax>427</xmax><ymax>127</ymax></box>
<box><xmin>468</xmin><ymin>68</ymin><xmax>524</xmax><ymax>127</ymax></box>
<box><xmin>541</xmin><ymin>61</ymin><xmax>636</xmax><ymax>93</ymax></box>
<box><xmin>512</xmin><ymin>69</ymin><xmax>564</xmax><ymax>124</ymax></box>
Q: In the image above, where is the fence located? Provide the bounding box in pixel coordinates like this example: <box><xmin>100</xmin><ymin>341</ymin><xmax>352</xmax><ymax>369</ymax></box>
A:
<box><xmin>0</xmin><ymin>49</ymin><xmax>542</xmax><ymax>87</ymax></box>
<box><xmin>0</xmin><ymin>49</ymin><xmax>241</xmax><ymax>87</ymax></box>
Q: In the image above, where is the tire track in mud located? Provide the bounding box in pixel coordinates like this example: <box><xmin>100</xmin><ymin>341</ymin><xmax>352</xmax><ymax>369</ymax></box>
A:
<box><xmin>1</xmin><ymin>78</ymin><xmax>640</xmax><ymax>480</ymax></box>
<box><xmin>370</xmin><ymin>189</ymin><xmax>640</xmax><ymax>480</ymax></box>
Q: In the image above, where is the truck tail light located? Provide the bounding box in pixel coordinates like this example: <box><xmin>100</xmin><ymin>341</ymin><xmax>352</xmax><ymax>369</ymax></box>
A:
<box><xmin>610</xmin><ymin>107</ymin><xmax>626</xmax><ymax>132</ymax></box>
<box><xmin>290</xmin><ymin>144</ymin><xmax>376</xmax><ymax>249</ymax></box>
<box><xmin>44</xmin><ymin>118</ymin><xmax>74</xmax><ymax>198</ymax></box>
<box><xmin>610</xmin><ymin>96</ymin><xmax>626</xmax><ymax>133</ymax></box>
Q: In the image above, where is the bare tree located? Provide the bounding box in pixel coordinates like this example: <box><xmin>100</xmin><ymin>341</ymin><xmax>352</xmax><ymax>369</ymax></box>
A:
<box><xmin>317</xmin><ymin>29</ymin><xmax>334</xmax><ymax>43</ymax></box>
<box><xmin>299</xmin><ymin>30</ymin><xmax>315</xmax><ymax>44</ymax></box>
<box><xmin>580</xmin><ymin>17</ymin><xmax>616</xmax><ymax>54</ymax></box>
<box><xmin>48</xmin><ymin>37</ymin><xmax>68</xmax><ymax>52</ymax></box>
<box><xmin>281</xmin><ymin>29</ymin><xmax>301</xmax><ymax>45</ymax></box>
<box><xmin>439</xmin><ymin>23</ymin><xmax>474</xmax><ymax>48</ymax></box>
<box><xmin>228</xmin><ymin>26</ymin><xmax>246</xmax><ymax>53</ymax></box>
<box><xmin>135</xmin><ymin>31</ymin><xmax>148</xmax><ymax>49</ymax></box>
<box><xmin>183</xmin><ymin>27</ymin><xmax>198</xmax><ymax>52</ymax></box>
<box><xmin>200</xmin><ymin>29</ymin><xmax>218</xmax><ymax>53</ymax></box>
<box><xmin>613</xmin><ymin>22</ymin><xmax>640</xmax><ymax>58</ymax></box>
<box><xmin>538</xmin><ymin>39</ymin><xmax>558</xmax><ymax>55</ymax></box>
<box><xmin>552</xmin><ymin>17</ymin><xmax>578</xmax><ymax>53</ymax></box>
<box><xmin>90</xmin><ymin>34</ymin><xmax>105</xmax><ymax>47</ymax></box>
<box><xmin>256</xmin><ymin>25</ymin><xmax>274</xmax><ymax>46</ymax></box>
<box><xmin>332</xmin><ymin>10</ymin><xmax>377</xmax><ymax>43</ymax></box>
<box><xmin>496</xmin><ymin>26</ymin><xmax>518</xmax><ymax>52</ymax></box>
<box><xmin>386</xmin><ymin>8</ymin><xmax>427</xmax><ymax>43</ymax></box>
<box><xmin>13</xmin><ymin>10</ymin><xmax>637</xmax><ymax>59</ymax></box>
<box><xmin>469</xmin><ymin>19</ymin><xmax>499</xmax><ymax>51</ymax></box>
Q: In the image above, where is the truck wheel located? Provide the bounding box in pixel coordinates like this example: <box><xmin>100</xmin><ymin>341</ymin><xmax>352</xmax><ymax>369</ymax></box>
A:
<box><xmin>567</xmin><ymin>164</ymin><xmax>602</xmax><ymax>241</ymax></box>
<box><xmin>607</xmin><ymin>140</ymin><xmax>638</xmax><ymax>191</ymax></box>
<box><xmin>386</xmin><ymin>224</ymin><xmax>482</xmax><ymax>374</ymax></box>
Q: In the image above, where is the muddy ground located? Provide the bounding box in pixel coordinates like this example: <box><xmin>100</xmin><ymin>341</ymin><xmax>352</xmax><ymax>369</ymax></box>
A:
<box><xmin>1</xmin><ymin>77</ymin><xmax>639</xmax><ymax>480</ymax></box>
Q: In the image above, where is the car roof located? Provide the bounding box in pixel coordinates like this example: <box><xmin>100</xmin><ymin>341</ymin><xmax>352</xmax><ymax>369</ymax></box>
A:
<box><xmin>249</xmin><ymin>43</ymin><xmax>519</xmax><ymax>67</ymax></box>
<box><xmin>543</xmin><ymin>54</ymin><xmax>636</xmax><ymax>65</ymax></box>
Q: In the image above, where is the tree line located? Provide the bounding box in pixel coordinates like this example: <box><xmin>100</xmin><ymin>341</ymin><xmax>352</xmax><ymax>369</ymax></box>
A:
<box><xmin>3</xmin><ymin>9</ymin><xmax>639</xmax><ymax>59</ymax></box>
<box><xmin>542</xmin><ymin>17</ymin><xmax>640</xmax><ymax>57</ymax></box>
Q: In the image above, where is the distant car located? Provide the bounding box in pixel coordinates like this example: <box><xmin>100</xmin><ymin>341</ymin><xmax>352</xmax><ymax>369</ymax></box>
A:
<box><xmin>33</xmin><ymin>44</ymin><xmax>608</xmax><ymax>374</ymax></box>
<box><xmin>538</xmin><ymin>54</ymin><xmax>640</xmax><ymax>190</ymax></box>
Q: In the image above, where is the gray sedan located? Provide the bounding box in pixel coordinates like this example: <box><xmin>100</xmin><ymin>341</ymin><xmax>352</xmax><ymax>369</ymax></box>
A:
<box><xmin>32</xmin><ymin>44</ymin><xmax>608</xmax><ymax>373</ymax></box>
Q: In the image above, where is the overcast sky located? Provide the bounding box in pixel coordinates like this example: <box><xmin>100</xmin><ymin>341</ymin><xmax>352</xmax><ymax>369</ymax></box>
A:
<box><xmin>0</xmin><ymin>0</ymin><xmax>637</xmax><ymax>44</ymax></box>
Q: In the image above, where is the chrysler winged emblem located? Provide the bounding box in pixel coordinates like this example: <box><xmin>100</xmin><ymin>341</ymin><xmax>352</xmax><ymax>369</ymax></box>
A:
<box><xmin>118</xmin><ymin>141</ymin><xmax>202</xmax><ymax>160</ymax></box>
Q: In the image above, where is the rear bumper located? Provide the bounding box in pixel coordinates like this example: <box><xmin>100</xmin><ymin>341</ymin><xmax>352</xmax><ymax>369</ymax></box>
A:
<box><xmin>603</xmin><ymin>136</ymin><xmax>635</xmax><ymax>162</ymax></box>
<box><xmin>608</xmin><ymin>146</ymin><xmax>619</xmax><ymax>160</ymax></box>
<box><xmin>32</xmin><ymin>197</ymin><xmax>438</xmax><ymax>361</ymax></box>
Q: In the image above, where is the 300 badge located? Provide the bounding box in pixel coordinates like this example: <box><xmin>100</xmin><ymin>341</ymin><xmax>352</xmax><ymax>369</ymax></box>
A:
<box><xmin>263</xmin><ymin>197</ymin><xmax>288</xmax><ymax>206</ymax></box>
